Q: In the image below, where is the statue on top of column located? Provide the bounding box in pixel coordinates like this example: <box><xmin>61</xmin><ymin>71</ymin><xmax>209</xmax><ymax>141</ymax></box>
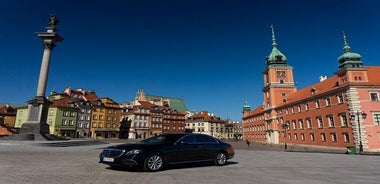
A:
<box><xmin>48</xmin><ymin>15</ymin><xmax>59</xmax><ymax>27</ymax></box>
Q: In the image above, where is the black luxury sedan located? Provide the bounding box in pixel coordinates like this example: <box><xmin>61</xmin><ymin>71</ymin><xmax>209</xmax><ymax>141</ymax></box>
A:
<box><xmin>99</xmin><ymin>133</ymin><xmax>235</xmax><ymax>171</ymax></box>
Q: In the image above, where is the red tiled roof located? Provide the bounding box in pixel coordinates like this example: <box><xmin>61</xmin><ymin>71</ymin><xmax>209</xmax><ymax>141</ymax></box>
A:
<box><xmin>138</xmin><ymin>101</ymin><xmax>153</xmax><ymax>108</ymax></box>
<box><xmin>84</xmin><ymin>91</ymin><xmax>99</xmax><ymax>101</ymax></box>
<box><xmin>61</xmin><ymin>87</ymin><xmax>99</xmax><ymax>102</ymax></box>
<box><xmin>366</xmin><ymin>66</ymin><xmax>380</xmax><ymax>85</ymax></box>
<box><xmin>189</xmin><ymin>111</ymin><xmax>224</xmax><ymax>122</ymax></box>
<box><xmin>284</xmin><ymin>66</ymin><xmax>380</xmax><ymax>105</ymax></box>
<box><xmin>0</xmin><ymin>124</ymin><xmax>13</xmax><ymax>136</ymax></box>
<box><xmin>50</xmin><ymin>98</ymin><xmax>74</xmax><ymax>108</ymax></box>
<box><xmin>243</xmin><ymin>106</ymin><xmax>263</xmax><ymax>118</ymax></box>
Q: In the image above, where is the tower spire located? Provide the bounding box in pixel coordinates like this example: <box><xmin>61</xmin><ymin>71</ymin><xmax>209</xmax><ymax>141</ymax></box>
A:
<box><xmin>337</xmin><ymin>32</ymin><xmax>362</xmax><ymax>69</ymax></box>
<box><xmin>342</xmin><ymin>32</ymin><xmax>351</xmax><ymax>53</ymax></box>
<box><xmin>266</xmin><ymin>25</ymin><xmax>286</xmax><ymax>66</ymax></box>
<box><xmin>271</xmin><ymin>25</ymin><xmax>277</xmax><ymax>47</ymax></box>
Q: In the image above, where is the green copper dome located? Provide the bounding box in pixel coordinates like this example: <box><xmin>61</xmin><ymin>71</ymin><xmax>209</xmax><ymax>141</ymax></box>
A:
<box><xmin>242</xmin><ymin>100</ymin><xmax>251</xmax><ymax>113</ymax></box>
<box><xmin>337</xmin><ymin>33</ymin><xmax>363</xmax><ymax>69</ymax></box>
<box><xmin>266</xmin><ymin>25</ymin><xmax>287</xmax><ymax>66</ymax></box>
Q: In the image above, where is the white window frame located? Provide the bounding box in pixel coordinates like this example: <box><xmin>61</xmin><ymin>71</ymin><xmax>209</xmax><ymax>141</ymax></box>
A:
<box><xmin>331</xmin><ymin>133</ymin><xmax>337</xmax><ymax>142</ymax></box>
<box><xmin>343</xmin><ymin>132</ymin><xmax>350</xmax><ymax>142</ymax></box>
<box><xmin>340</xmin><ymin>114</ymin><xmax>348</xmax><ymax>127</ymax></box>
<box><xmin>370</xmin><ymin>92</ymin><xmax>379</xmax><ymax>101</ymax></box>
<box><xmin>310</xmin><ymin>133</ymin><xmax>315</xmax><ymax>141</ymax></box>
<box><xmin>315</xmin><ymin>100</ymin><xmax>320</xmax><ymax>108</ymax></box>
<box><xmin>325</xmin><ymin>97</ymin><xmax>331</xmax><ymax>107</ymax></box>
<box><xmin>373</xmin><ymin>112</ymin><xmax>380</xmax><ymax>126</ymax></box>
<box><xmin>328</xmin><ymin>115</ymin><xmax>335</xmax><ymax>127</ymax></box>
<box><xmin>321</xmin><ymin>133</ymin><xmax>326</xmax><ymax>142</ymax></box>
<box><xmin>317</xmin><ymin>117</ymin><xmax>323</xmax><ymax>128</ymax></box>
<box><xmin>306</xmin><ymin>118</ymin><xmax>312</xmax><ymax>129</ymax></box>
<box><xmin>62</xmin><ymin>119</ymin><xmax>67</xmax><ymax>126</ymax></box>
<box><xmin>337</xmin><ymin>94</ymin><xmax>344</xmax><ymax>103</ymax></box>
<box><xmin>299</xmin><ymin>119</ymin><xmax>304</xmax><ymax>130</ymax></box>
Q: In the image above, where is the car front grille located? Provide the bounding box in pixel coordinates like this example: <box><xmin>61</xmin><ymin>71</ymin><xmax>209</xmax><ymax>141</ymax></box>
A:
<box><xmin>102</xmin><ymin>148</ymin><xmax>125</xmax><ymax>158</ymax></box>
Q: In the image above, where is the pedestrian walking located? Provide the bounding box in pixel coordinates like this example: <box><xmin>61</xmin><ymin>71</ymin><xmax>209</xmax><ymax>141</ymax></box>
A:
<box><xmin>246</xmin><ymin>139</ymin><xmax>250</xmax><ymax>147</ymax></box>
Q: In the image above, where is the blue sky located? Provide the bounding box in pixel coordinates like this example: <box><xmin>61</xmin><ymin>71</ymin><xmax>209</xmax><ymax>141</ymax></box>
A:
<box><xmin>1</xmin><ymin>0</ymin><xmax>379</xmax><ymax>121</ymax></box>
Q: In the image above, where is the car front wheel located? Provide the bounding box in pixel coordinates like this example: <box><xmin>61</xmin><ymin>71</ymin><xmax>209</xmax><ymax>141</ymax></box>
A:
<box><xmin>144</xmin><ymin>153</ymin><xmax>164</xmax><ymax>171</ymax></box>
<box><xmin>214</xmin><ymin>152</ymin><xmax>227</xmax><ymax>166</ymax></box>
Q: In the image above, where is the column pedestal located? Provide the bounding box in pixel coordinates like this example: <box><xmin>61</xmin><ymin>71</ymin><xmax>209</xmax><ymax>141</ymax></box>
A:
<box><xmin>12</xmin><ymin>96</ymin><xmax>50</xmax><ymax>140</ymax></box>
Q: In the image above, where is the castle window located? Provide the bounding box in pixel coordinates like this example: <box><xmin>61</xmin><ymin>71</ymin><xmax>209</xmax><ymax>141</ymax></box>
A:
<box><xmin>343</xmin><ymin>132</ymin><xmax>350</xmax><ymax>142</ymax></box>
<box><xmin>317</xmin><ymin>116</ymin><xmax>323</xmax><ymax>128</ymax></box>
<box><xmin>310</xmin><ymin>133</ymin><xmax>315</xmax><ymax>141</ymax></box>
<box><xmin>331</xmin><ymin>133</ymin><xmax>337</xmax><ymax>142</ymax></box>
<box><xmin>299</xmin><ymin>120</ymin><xmax>304</xmax><ymax>129</ymax></box>
<box><xmin>340</xmin><ymin>114</ymin><xmax>348</xmax><ymax>127</ymax></box>
<box><xmin>325</xmin><ymin>97</ymin><xmax>331</xmax><ymax>107</ymax></box>
<box><xmin>327</xmin><ymin>115</ymin><xmax>335</xmax><ymax>127</ymax></box>
<box><xmin>321</xmin><ymin>133</ymin><xmax>326</xmax><ymax>142</ymax></box>
<box><xmin>306</xmin><ymin>118</ymin><xmax>312</xmax><ymax>129</ymax></box>
<box><xmin>337</xmin><ymin>94</ymin><xmax>344</xmax><ymax>103</ymax></box>
<box><xmin>292</xmin><ymin>120</ymin><xmax>297</xmax><ymax>130</ymax></box>
<box><xmin>311</xmin><ymin>88</ymin><xmax>316</xmax><ymax>95</ymax></box>
<box><xmin>315</xmin><ymin>100</ymin><xmax>321</xmax><ymax>108</ymax></box>
<box><xmin>374</xmin><ymin>113</ymin><xmax>380</xmax><ymax>126</ymax></box>
<box><xmin>370</xmin><ymin>92</ymin><xmax>379</xmax><ymax>101</ymax></box>
<box><xmin>301</xmin><ymin>133</ymin><xmax>305</xmax><ymax>141</ymax></box>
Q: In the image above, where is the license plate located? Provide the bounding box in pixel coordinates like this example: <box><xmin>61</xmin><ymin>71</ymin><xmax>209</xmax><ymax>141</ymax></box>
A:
<box><xmin>103</xmin><ymin>157</ymin><xmax>114</xmax><ymax>162</ymax></box>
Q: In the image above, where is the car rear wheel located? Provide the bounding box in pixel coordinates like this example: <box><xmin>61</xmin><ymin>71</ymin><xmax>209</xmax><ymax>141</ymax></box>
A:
<box><xmin>214</xmin><ymin>152</ymin><xmax>227</xmax><ymax>166</ymax></box>
<box><xmin>144</xmin><ymin>153</ymin><xmax>164</xmax><ymax>172</ymax></box>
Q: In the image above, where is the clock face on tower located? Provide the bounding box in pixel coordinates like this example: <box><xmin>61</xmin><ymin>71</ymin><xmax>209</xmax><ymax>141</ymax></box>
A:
<box><xmin>277</xmin><ymin>71</ymin><xmax>285</xmax><ymax>79</ymax></box>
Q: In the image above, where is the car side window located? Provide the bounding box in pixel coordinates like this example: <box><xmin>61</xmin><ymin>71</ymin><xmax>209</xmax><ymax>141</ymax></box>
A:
<box><xmin>196</xmin><ymin>134</ymin><xmax>218</xmax><ymax>144</ymax></box>
<box><xmin>178</xmin><ymin>134</ymin><xmax>196</xmax><ymax>144</ymax></box>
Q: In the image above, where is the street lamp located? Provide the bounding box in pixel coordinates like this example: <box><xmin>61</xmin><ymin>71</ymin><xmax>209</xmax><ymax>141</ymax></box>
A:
<box><xmin>350</xmin><ymin>111</ymin><xmax>367</xmax><ymax>154</ymax></box>
<box><xmin>282</xmin><ymin>123</ymin><xmax>290</xmax><ymax>150</ymax></box>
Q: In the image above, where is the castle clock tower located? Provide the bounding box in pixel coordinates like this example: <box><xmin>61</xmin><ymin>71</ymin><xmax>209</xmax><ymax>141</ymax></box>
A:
<box><xmin>262</xmin><ymin>26</ymin><xmax>297</xmax><ymax>143</ymax></box>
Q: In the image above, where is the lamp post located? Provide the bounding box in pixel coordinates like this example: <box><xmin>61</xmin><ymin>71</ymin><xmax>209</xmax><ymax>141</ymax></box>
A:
<box><xmin>350</xmin><ymin>111</ymin><xmax>367</xmax><ymax>154</ymax></box>
<box><xmin>282</xmin><ymin>123</ymin><xmax>289</xmax><ymax>150</ymax></box>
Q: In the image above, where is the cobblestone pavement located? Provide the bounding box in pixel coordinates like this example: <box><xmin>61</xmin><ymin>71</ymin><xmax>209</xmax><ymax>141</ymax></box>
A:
<box><xmin>0</xmin><ymin>140</ymin><xmax>379</xmax><ymax>184</ymax></box>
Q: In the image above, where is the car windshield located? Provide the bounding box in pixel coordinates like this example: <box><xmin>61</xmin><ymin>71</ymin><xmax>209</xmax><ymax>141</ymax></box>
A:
<box><xmin>141</xmin><ymin>134</ymin><xmax>185</xmax><ymax>144</ymax></box>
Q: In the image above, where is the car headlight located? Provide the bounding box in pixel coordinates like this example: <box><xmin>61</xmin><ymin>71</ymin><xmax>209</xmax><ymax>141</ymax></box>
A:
<box><xmin>125</xmin><ymin>149</ymin><xmax>143</xmax><ymax>156</ymax></box>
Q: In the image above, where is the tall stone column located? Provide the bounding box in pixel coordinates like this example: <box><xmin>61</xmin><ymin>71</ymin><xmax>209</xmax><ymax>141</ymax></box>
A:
<box><xmin>19</xmin><ymin>16</ymin><xmax>64</xmax><ymax>140</ymax></box>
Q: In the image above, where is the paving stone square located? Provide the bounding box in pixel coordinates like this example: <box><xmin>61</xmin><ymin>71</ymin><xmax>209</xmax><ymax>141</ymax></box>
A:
<box><xmin>0</xmin><ymin>141</ymin><xmax>379</xmax><ymax>184</ymax></box>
